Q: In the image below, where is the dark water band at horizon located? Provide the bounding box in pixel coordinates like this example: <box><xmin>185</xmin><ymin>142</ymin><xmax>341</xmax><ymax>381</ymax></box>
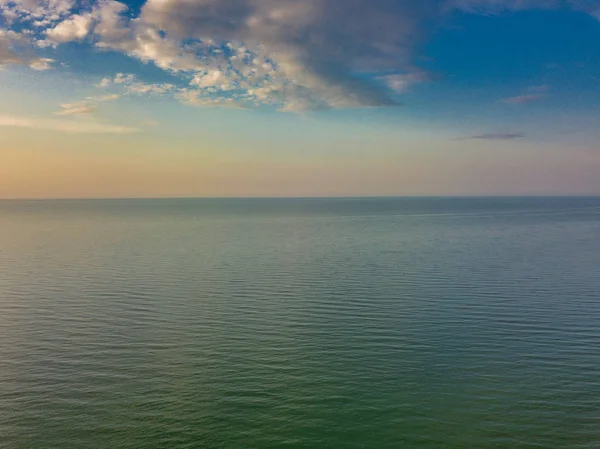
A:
<box><xmin>1</xmin><ymin>197</ymin><xmax>599</xmax><ymax>448</ymax></box>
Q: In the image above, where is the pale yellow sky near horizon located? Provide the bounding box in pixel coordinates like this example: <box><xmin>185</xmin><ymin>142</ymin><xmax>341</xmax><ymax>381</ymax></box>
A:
<box><xmin>2</xmin><ymin>125</ymin><xmax>598</xmax><ymax>198</ymax></box>
<box><xmin>2</xmin><ymin>65</ymin><xmax>600</xmax><ymax>198</ymax></box>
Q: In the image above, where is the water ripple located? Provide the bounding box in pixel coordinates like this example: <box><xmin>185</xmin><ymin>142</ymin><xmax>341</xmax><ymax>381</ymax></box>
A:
<box><xmin>1</xmin><ymin>198</ymin><xmax>600</xmax><ymax>448</ymax></box>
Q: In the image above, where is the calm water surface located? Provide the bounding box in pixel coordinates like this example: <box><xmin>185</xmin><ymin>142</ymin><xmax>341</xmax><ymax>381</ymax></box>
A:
<box><xmin>1</xmin><ymin>197</ymin><xmax>599</xmax><ymax>448</ymax></box>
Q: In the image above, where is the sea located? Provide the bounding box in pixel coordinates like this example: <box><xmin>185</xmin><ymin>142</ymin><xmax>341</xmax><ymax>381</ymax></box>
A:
<box><xmin>1</xmin><ymin>197</ymin><xmax>599</xmax><ymax>448</ymax></box>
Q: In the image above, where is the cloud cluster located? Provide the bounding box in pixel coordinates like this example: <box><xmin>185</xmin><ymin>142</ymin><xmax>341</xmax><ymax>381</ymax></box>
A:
<box><xmin>0</xmin><ymin>30</ymin><xmax>53</xmax><ymax>69</ymax></box>
<box><xmin>1</xmin><ymin>0</ymin><xmax>599</xmax><ymax>110</ymax></box>
<box><xmin>97</xmin><ymin>73</ymin><xmax>177</xmax><ymax>95</ymax></box>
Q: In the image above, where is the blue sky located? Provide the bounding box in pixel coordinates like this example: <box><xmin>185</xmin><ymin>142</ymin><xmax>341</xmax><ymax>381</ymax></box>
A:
<box><xmin>1</xmin><ymin>0</ymin><xmax>599</xmax><ymax>197</ymax></box>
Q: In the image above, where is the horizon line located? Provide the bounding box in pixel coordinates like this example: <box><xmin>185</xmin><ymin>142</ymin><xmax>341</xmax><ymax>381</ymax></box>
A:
<box><xmin>1</xmin><ymin>195</ymin><xmax>600</xmax><ymax>201</ymax></box>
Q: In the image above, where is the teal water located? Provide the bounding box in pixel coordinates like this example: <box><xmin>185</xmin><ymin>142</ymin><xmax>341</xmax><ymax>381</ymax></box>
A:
<box><xmin>1</xmin><ymin>197</ymin><xmax>599</xmax><ymax>448</ymax></box>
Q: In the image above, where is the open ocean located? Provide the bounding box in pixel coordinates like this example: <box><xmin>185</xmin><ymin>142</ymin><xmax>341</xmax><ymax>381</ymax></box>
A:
<box><xmin>1</xmin><ymin>197</ymin><xmax>599</xmax><ymax>448</ymax></box>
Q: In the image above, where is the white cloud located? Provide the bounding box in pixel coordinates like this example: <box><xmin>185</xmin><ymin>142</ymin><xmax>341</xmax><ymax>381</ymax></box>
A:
<box><xmin>1</xmin><ymin>6</ymin><xmax>20</xmax><ymax>24</ymax></box>
<box><xmin>129</xmin><ymin>82</ymin><xmax>176</xmax><ymax>94</ymax></box>
<box><xmin>96</xmin><ymin>77</ymin><xmax>112</xmax><ymax>88</ymax></box>
<box><xmin>93</xmin><ymin>0</ymin><xmax>130</xmax><ymax>43</ymax></box>
<box><xmin>96</xmin><ymin>72</ymin><xmax>177</xmax><ymax>95</ymax></box>
<box><xmin>46</xmin><ymin>13</ymin><xmax>93</xmax><ymax>43</ymax></box>
<box><xmin>28</xmin><ymin>57</ymin><xmax>54</xmax><ymax>70</ymax></box>
<box><xmin>191</xmin><ymin>70</ymin><xmax>226</xmax><ymax>88</ymax></box>
<box><xmin>501</xmin><ymin>85</ymin><xmax>550</xmax><ymax>104</ymax></box>
<box><xmin>114</xmin><ymin>72</ymin><xmax>136</xmax><ymax>84</ymax></box>
<box><xmin>0</xmin><ymin>114</ymin><xmax>139</xmax><ymax>133</ymax></box>
<box><xmin>0</xmin><ymin>0</ymin><xmax>75</xmax><ymax>20</ymax></box>
<box><xmin>86</xmin><ymin>93</ymin><xmax>121</xmax><ymax>102</ymax></box>
<box><xmin>382</xmin><ymin>72</ymin><xmax>433</xmax><ymax>93</ymax></box>
<box><xmin>54</xmin><ymin>102</ymin><xmax>96</xmax><ymax>116</ymax></box>
<box><xmin>502</xmin><ymin>93</ymin><xmax>546</xmax><ymax>104</ymax></box>
<box><xmin>179</xmin><ymin>91</ymin><xmax>247</xmax><ymax>109</ymax></box>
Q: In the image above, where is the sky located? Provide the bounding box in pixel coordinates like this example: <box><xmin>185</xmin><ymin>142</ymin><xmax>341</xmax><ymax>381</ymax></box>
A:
<box><xmin>1</xmin><ymin>0</ymin><xmax>599</xmax><ymax>198</ymax></box>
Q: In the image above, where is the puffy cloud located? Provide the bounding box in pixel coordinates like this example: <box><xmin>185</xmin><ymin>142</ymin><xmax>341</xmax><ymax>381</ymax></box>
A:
<box><xmin>0</xmin><ymin>0</ymin><xmax>75</xmax><ymax>19</ymax></box>
<box><xmin>1</xmin><ymin>6</ymin><xmax>20</xmax><ymax>24</ymax></box>
<box><xmin>0</xmin><ymin>114</ymin><xmax>139</xmax><ymax>133</ymax></box>
<box><xmin>46</xmin><ymin>13</ymin><xmax>93</xmax><ymax>43</ymax></box>
<box><xmin>191</xmin><ymin>69</ymin><xmax>227</xmax><ymax>88</ymax></box>
<box><xmin>135</xmin><ymin>0</ymin><xmax>428</xmax><ymax>107</ymax></box>
<box><xmin>28</xmin><ymin>57</ymin><xmax>54</xmax><ymax>70</ymax></box>
<box><xmin>113</xmin><ymin>72</ymin><xmax>135</xmax><ymax>84</ymax></box>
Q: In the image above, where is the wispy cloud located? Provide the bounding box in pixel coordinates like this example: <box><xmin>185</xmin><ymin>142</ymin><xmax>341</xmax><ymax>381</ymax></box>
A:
<box><xmin>54</xmin><ymin>102</ymin><xmax>96</xmax><ymax>116</ymax></box>
<box><xmin>501</xmin><ymin>85</ymin><xmax>550</xmax><ymax>104</ymax></box>
<box><xmin>0</xmin><ymin>115</ymin><xmax>139</xmax><ymax>134</ymax></box>
<box><xmin>86</xmin><ymin>93</ymin><xmax>121</xmax><ymax>102</ymax></box>
<box><xmin>54</xmin><ymin>93</ymin><xmax>120</xmax><ymax>117</ymax></box>
<box><xmin>502</xmin><ymin>93</ymin><xmax>546</xmax><ymax>104</ymax></box>
<box><xmin>178</xmin><ymin>90</ymin><xmax>249</xmax><ymax>109</ymax></box>
<box><xmin>459</xmin><ymin>132</ymin><xmax>525</xmax><ymax>140</ymax></box>
<box><xmin>380</xmin><ymin>72</ymin><xmax>435</xmax><ymax>93</ymax></box>
<box><xmin>97</xmin><ymin>73</ymin><xmax>176</xmax><ymax>95</ymax></box>
<box><xmin>447</xmin><ymin>0</ymin><xmax>562</xmax><ymax>14</ymax></box>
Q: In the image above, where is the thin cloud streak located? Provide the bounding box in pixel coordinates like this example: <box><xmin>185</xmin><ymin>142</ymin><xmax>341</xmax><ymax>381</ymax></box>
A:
<box><xmin>0</xmin><ymin>115</ymin><xmax>140</xmax><ymax>134</ymax></box>
<box><xmin>501</xmin><ymin>85</ymin><xmax>550</xmax><ymax>104</ymax></box>
<box><xmin>54</xmin><ymin>103</ymin><xmax>97</xmax><ymax>116</ymax></box>
<box><xmin>459</xmin><ymin>132</ymin><xmax>526</xmax><ymax>140</ymax></box>
<box><xmin>502</xmin><ymin>93</ymin><xmax>546</xmax><ymax>104</ymax></box>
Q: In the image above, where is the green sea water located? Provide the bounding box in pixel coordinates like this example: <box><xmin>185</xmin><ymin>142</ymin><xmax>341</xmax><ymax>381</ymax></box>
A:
<box><xmin>1</xmin><ymin>197</ymin><xmax>599</xmax><ymax>448</ymax></box>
